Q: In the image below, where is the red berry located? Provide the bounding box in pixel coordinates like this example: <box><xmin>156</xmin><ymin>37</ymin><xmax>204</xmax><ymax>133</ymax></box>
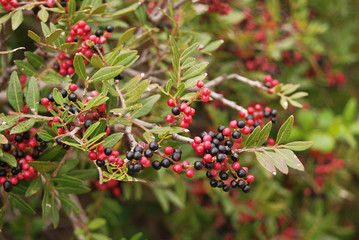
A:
<box><xmin>59</xmin><ymin>68</ymin><xmax>67</xmax><ymax>76</ymax></box>
<box><xmin>173</xmin><ymin>164</ymin><xmax>182</xmax><ymax>173</ymax></box>
<box><xmin>238</xmin><ymin>111</ymin><xmax>246</xmax><ymax>118</ymax></box>
<box><xmin>264</xmin><ymin>75</ymin><xmax>272</xmax><ymax>83</ymax></box>
<box><xmin>195</xmin><ymin>145</ymin><xmax>205</xmax><ymax>156</ymax></box>
<box><xmin>247</xmin><ymin>107</ymin><xmax>254</xmax><ymax>115</ymax></box>
<box><xmin>246</xmin><ymin>175</ymin><xmax>254</xmax><ymax>183</ymax></box>
<box><xmin>203</xmin><ymin>154</ymin><xmax>212</xmax><ymax>163</ymax></box>
<box><xmin>53</xmin><ymin>117</ymin><xmax>60</xmax><ymax>123</ymax></box>
<box><xmin>197</xmin><ymin>80</ymin><xmax>204</xmax><ymax>88</ymax></box>
<box><xmin>203</xmin><ymin>141</ymin><xmax>211</xmax><ymax>149</ymax></box>
<box><xmin>202</xmin><ymin>87</ymin><xmax>211</xmax><ymax>96</ymax></box>
<box><xmin>66</xmin><ymin>36</ymin><xmax>74</xmax><ymax>43</ymax></box>
<box><xmin>164</xmin><ymin>146</ymin><xmax>173</xmax><ymax>155</ymax></box>
<box><xmin>203</xmin><ymin>135</ymin><xmax>212</xmax><ymax>142</ymax></box>
<box><xmin>41</xmin><ymin>98</ymin><xmax>50</xmax><ymax>106</ymax></box>
<box><xmin>4</xmin><ymin>4</ymin><xmax>11</xmax><ymax>12</ymax></box>
<box><xmin>233</xmin><ymin>162</ymin><xmax>240</xmax><ymax>170</ymax></box>
<box><xmin>91</xmin><ymin>90</ymin><xmax>99</xmax><ymax>97</ymax></box>
<box><xmin>58</xmin><ymin>53</ymin><xmax>66</xmax><ymax>60</ymax></box>
<box><xmin>18</xmin><ymin>143</ymin><xmax>26</xmax><ymax>151</ymax></box>
<box><xmin>268</xmin><ymin>138</ymin><xmax>275</xmax><ymax>145</ymax></box>
<box><xmin>10</xmin><ymin>177</ymin><xmax>18</xmax><ymax>185</ymax></box>
<box><xmin>272</xmin><ymin>79</ymin><xmax>279</xmax><ymax>86</ymax></box>
<box><xmin>184</xmin><ymin>107</ymin><xmax>192</xmax><ymax>115</ymax></box>
<box><xmin>247</xmin><ymin>119</ymin><xmax>254</xmax><ymax>126</ymax></box>
<box><xmin>222</xmin><ymin>128</ymin><xmax>231</xmax><ymax>136</ymax></box>
<box><xmin>69</xmin><ymin>83</ymin><xmax>78</xmax><ymax>92</ymax></box>
<box><xmin>166</xmin><ymin>114</ymin><xmax>175</xmax><ymax>123</ymax></box>
<box><xmin>241</xmin><ymin>126</ymin><xmax>251</xmax><ymax>135</ymax></box>
<box><xmin>185</xmin><ymin>169</ymin><xmax>195</xmax><ymax>178</ymax></box>
<box><xmin>194</xmin><ymin>136</ymin><xmax>202</xmax><ymax>144</ymax></box>
<box><xmin>116</xmin><ymin>158</ymin><xmax>124</xmax><ymax>167</ymax></box>
<box><xmin>242</xmin><ymin>167</ymin><xmax>248</xmax><ymax>173</ymax></box>
<box><xmin>0</xmin><ymin>177</ymin><xmax>6</xmax><ymax>185</ymax></box>
<box><xmin>97</xmin><ymin>145</ymin><xmax>105</xmax><ymax>153</ymax></box>
<box><xmin>229</xmin><ymin>120</ymin><xmax>237</xmax><ymax>129</ymax></box>
<box><xmin>180</xmin><ymin>120</ymin><xmax>189</xmax><ymax>128</ymax></box>
<box><xmin>77</xmin><ymin>20</ymin><xmax>86</xmax><ymax>28</ymax></box>
<box><xmin>167</xmin><ymin>98</ymin><xmax>176</xmax><ymax>107</ymax></box>
<box><xmin>183</xmin><ymin>115</ymin><xmax>192</xmax><ymax>123</ymax></box>
<box><xmin>67</xmin><ymin>67</ymin><xmax>75</xmax><ymax>75</ymax></box>
<box><xmin>201</xmin><ymin>95</ymin><xmax>210</xmax><ymax>102</ymax></box>
<box><xmin>98</xmin><ymin>153</ymin><xmax>107</xmax><ymax>161</ymax></box>
<box><xmin>89</xmin><ymin>152</ymin><xmax>97</xmax><ymax>160</ymax></box>
<box><xmin>179</xmin><ymin>102</ymin><xmax>188</xmax><ymax>112</ymax></box>
<box><xmin>254</xmin><ymin>104</ymin><xmax>262</xmax><ymax>111</ymax></box>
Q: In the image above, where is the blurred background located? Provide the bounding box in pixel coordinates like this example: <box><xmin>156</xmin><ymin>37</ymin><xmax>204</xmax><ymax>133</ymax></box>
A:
<box><xmin>2</xmin><ymin>0</ymin><xmax>359</xmax><ymax>239</ymax></box>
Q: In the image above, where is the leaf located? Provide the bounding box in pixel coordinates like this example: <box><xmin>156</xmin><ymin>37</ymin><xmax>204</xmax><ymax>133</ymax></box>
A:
<box><xmin>121</xmin><ymin>75</ymin><xmax>142</xmax><ymax>92</ymax></box>
<box><xmin>25</xmin><ymin>77</ymin><xmax>40</xmax><ymax>114</ymax></box>
<box><xmin>0</xmin><ymin>13</ymin><xmax>12</xmax><ymax>25</ymax></box>
<box><xmin>264</xmin><ymin>151</ymin><xmax>288</xmax><ymax>174</ymax></box>
<box><xmin>276</xmin><ymin>115</ymin><xmax>294</xmax><ymax>145</ymax></box>
<box><xmin>68</xmin><ymin>0</ymin><xmax>76</xmax><ymax>16</ymax></box>
<box><xmin>28</xmin><ymin>161</ymin><xmax>58</xmax><ymax>172</ymax></box>
<box><xmin>0</xmin><ymin>134</ymin><xmax>8</xmax><ymax>144</ymax></box>
<box><xmin>256</xmin><ymin>121</ymin><xmax>272</xmax><ymax>147</ymax></box>
<box><xmin>90</xmin><ymin>54</ymin><xmax>104</xmax><ymax>68</ymax></box>
<box><xmin>275</xmin><ymin>149</ymin><xmax>304</xmax><ymax>171</ymax></box>
<box><xmin>288</xmin><ymin>99</ymin><xmax>303</xmax><ymax>108</ymax></box>
<box><xmin>131</xmin><ymin>94</ymin><xmax>161</xmax><ymax>119</ymax></box>
<box><xmin>50</xmin><ymin>200</ymin><xmax>59</xmax><ymax>228</ymax></box>
<box><xmin>117</xmin><ymin>27</ymin><xmax>135</xmax><ymax>47</ymax></box>
<box><xmin>25</xmin><ymin>176</ymin><xmax>42</xmax><ymax>197</ymax></box>
<box><xmin>280</xmin><ymin>97</ymin><xmax>288</xmax><ymax>109</ymax></box>
<box><xmin>112</xmin><ymin>2</ymin><xmax>141</xmax><ymax>16</ymax></box>
<box><xmin>150</xmin><ymin>127</ymin><xmax>184</xmax><ymax>135</ymax></box>
<box><xmin>87</xmin><ymin>218</ymin><xmax>106</xmax><ymax>230</ymax></box>
<box><xmin>184</xmin><ymin>74</ymin><xmax>206</xmax><ymax>89</ymax></box>
<box><xmin>0</xmin><ymin>153</ymin><xmax>17</xmax><ymax>167</ymax></box>
<box><xmin>151</xmin><ymin>187</ymin><xmax>169</xmax><ymax>212</ymax></box>
<box><xmin>180</xmin><ymin>42</ymin><xmax>200</xmax><ymax>62</ymax></box>
<box><xmin>103</xmin><ymin>133</ymin><xmax>124</xmax><ymax>148</ymax></box>
<box><xmin>10</xmin><ymin>119</ymin><xmax>35</xmax><ymax>134</ymax></box>
<box><xmin>343</xmin><ymin>98</ymin><xmax>357</xmax><ymax>123</ymax></box>
<box><xmin>244</xmin><ymin>126</ymin><xmax>261</xmax><ymax>148</ymax></box>
<box><xmin>281</xmin><ymin>84</ymin><xmax>300</xmax><ymax>95</ymax></box>
<box><xmin>290</xmin><ymin>92</ymin><xmax>308</xmax><ymax>99</ymax></box>
<box><xmin>254</xmin><ymin>151</ymin><xmax>276</xmax><ymax>174</ymax></box>
<box><xmin>89</xmin><ymin>66</ymin><xmax>124</xmax><ymax>83</ymax></box>
<box><xmin>8</xmin><ymin>193</ymin><xmax>35</xmax><ymax>214</ymax></box>
<box><xmin>73</xmin><ymin>54</ymin><xmax>87</xmax><ymax>80</ymax></box>
<box><xmin>52</xmin><ymin>88</ymin><xmax>64</xmax><ymax>106</ymax></box>
<box><xmin>38</xmin><ymin>8</ymin><xmax>49</xmax><ymax>22</ymax></box>
<box><xmin>25</xmin><ymin>52</ymin><xmax>45</xmax><ymax>68</ymax></box>
<box><xmin>0</xmin><ymin>115</ymin><xmax>20</xmax><ymax>131</ymax></box>
<box><xmin>182</xmin><ymin>62</ymin><xmax>208</xmax><ymax>81</ymax></box>
<box><xmin>15</xmin><ymin>60</ymin><xmax>37</xmax><ymax>76</ymax></box>
<box><xmin>51</xmin><ymin>176</ymin><xmax>82</xmax><ymax>186</ymax></box>
<box><xmin>202</xmin><ymin>40</ymin><xmax>223</xmax><ymax>52</ymax></box>
<box><xmin>170</xmin><ymin>36</ymin><xmax>180</xmax><ymax>80</ymax></box>
<box><xmin>82</xmin><ymin>121</ymin><xmax>101</xmax><ymax>140</ymax></box>
<box><xmin>28</xmin><ymin>30</ymin><xmax>41</xmax><ymax>42</ymax></box>
<box><xmin>181</xmin><ymin>57</ymin><xmax>196</xmax><ymax>69</ymax></box>
<box><xmin>59</xmin><ymin>194</ymin><xmax>80</xmax><ymax>214</ymax></box>
<box><xmin>11</xmin><ymin>10</ymin><xmax>23</xmax><ymax>30</ymax></box>
<box><xmin>284</xmin><ymin>141</ymin><xmax>314</xmax><ymax>151</ymax></box>
<box><xmin>45</xmin><ymin>29</ymin><xmax>63</xmax><ymax>44</ymax></box>
<box><xmin>7</xmin><ymin>72</ymin><xmax>23</xmax><ymax>112</ymax></box>
<box><xmin>55</xmin><ymin>185</ymin><xmax>90</xmax><ymax>194</ymax></box>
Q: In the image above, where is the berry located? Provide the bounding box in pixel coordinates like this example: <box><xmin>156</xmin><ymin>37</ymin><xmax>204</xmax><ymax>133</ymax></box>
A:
<box><xmin>172</xmin><ymin>106</ymin><xmax>180</xmax><ymax>115</ymax></box>
<box><xmin>106</xmin><ymin>25</ymin><xmax>114</xmax><ymax>32</ymax></box>
<box><xmin>194</xmin><ymin>161</ymin><xmax>203</xmax><ymax>170</ymax></box>
<box><xmin>167</xmin><ymin>98</ymin><xmax>176</xmax><ymax>107</ymax></box>
<box><xmin>241</xmin><ymin>126</ymin><xmax>251</xmax><ymax>135</ymax></box>
<box><xmin>246</xmin><ymin>175</ymin><xmax>254</xmax><ymax>183</ymax></box>
<box><xmin>3</xmin><ymin>181</ymin><xmax>12</xmax><ymax>192</ymax></box>
<box><xmin>165</xmin><ymin>114</ymin><xmax>175</xmax><ymax>123</ymax></box>
<box><xmin>243</xmin><ymin>185</ymin><xmax>251</xmax><ymax>193</ymax></box>
<box><xmin>68</xmin><ymin>93</ymin><xmax>77</xmax><ymax>102</ymax></box>
<box><xmin>237</xmin><ymin>168</ymin><xmax>247</xmax><ymax>178</ymax></box>
<box><xmin>197</xmin><ymin>80</ymin><xmax>204</xmax><ymax>88</ymax></box>
<box><xmin>84</xmin><ymin>120</ymin><xmax>93</xmax><ymax>128</ymax></box>
<box><xmin>149</xmin><ymin>142</ymin><xmax>159</xmax><ymax>151</ymax></box>
<box><xmin>60</xmin><ymin>89</ymin><xmax>68</xmax><ymax>98</ymax></box>
<box><xmin>69</xmin><ymin>84</ymin><xmax>78</xmax><ymax>92</ymax></box>
<box><xmin>152</xmin><ymin>161</ymin><xmax>161</xmax><ymax>170</ymax></box>
<box><xmin>96</xmin><ymin>159</ymin><xmax>105</xmax><ymax>167</ymax></box>
<box><xmin>161</xmin><ymin>158</ymin><xmax>171</xmax><ymax>168</ymax></box>
<box><xmin>185</xmin><ymin>169</ymin><xmax>195</xmax><ymax>178</ymax></box>
<box><xmin>237</xmin><ymin>120</ymin><xmax>246</xmax><ymax>128</ymax></box>
<box><xmin>41</xmin><ymin>98</ymin><xmax>50</xmax><ymax>106</ymax></box>
<box><xmin>173</xmin><ymin>164</ymin><xmax>182</xmax><ymax>173</ymax></box>
<box><xmin>104</xmin><ymin>148</ymin><xmax>112</xmax><ymax>156</ymax></box>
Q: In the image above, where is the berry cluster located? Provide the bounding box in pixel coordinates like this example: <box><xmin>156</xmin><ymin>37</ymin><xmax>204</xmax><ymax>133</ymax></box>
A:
<box><xmin>0</xmin><ymin>127</ymin><xmax>46</xmax><ymax>192</ymax></box>
<box><xmin>263</xmin><ymin>74</ymin><xmax>279</xmax><ymax>91</ymax></box>
<box><xmin>198</xmin><ymin>0</ymin><xmax>232</xmax><ymax>15</ymax></box>
<box><xmin>282</xmin><ymin>50</ymin><xmax>303</xmax><ymax>66</ymax></box>
<box><xmin>53</xmin><ymin>21</ymin><xmax>114</xmax><ymax>76</ymax></box>
<box><xmin>237</xmin><ymin>104</ymin><xmax>279</xmax><ymax>129</ymax></box>
<box><xmin>93</xmin><ymin>179</ymin><xmax>122</xmax><ymax>197</ymax></box>
<box><xmin>89</xmin><ymin>144</ymin><xmax>120</xmax><ymax>168</ymax></box>
<box><xmin>0</xmin><ymin>0</ymin><xmax>18</xmax><ymax>12</ymax></box>
<box><xmin>191</xmin><ymin>128</ymin><xmax>254</xmax><ymax>193</ymax></box>
<box><xmin>41</xmin><ymin>85</ymin><xmax>109</xmax><ymax>151</ymax></box>
<box><xmin>165</xmin><ymin>81</ymin><xmax>211</xmax><ymax>128</ymax></box>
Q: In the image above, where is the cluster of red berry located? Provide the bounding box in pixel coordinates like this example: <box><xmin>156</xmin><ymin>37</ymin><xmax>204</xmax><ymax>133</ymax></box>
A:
<box><xmin>165</xmin><ymin>81</ymin><xmax>210</xmax><ymax>128</ymax></box>
<box><xmin>93</xmin><ymin>179</ymin><xmax>122</xmax><ymax>197</ymax></box>
<box><xmin>89</xmin><ymin>145</ymin><xmax>120</xmax><ymax>168</ymax></box>
<box><xmin>282</xmin><ymin>51</ymin><xmax>303</xmax><ymax>66</ymax></box>
<box><xmin>0</xmin><ymin>0</ymin><xmax>18</xmax><ymax>12</ymax></box>
<box><xmin>263</xmin><ymin>74</ymin><xmax>279</xmax><ymax>92</ymax></box>
<box><xmin>0</xmin><ymin>127</ymin><xmax>46</xmax><ymax>192</ymax></box>
<box><xmin>41</xmin><ymin>85</ymin><xmax>110</xmax><ymax>151</ymax></box>
<box><xmin>53</xmin><ymin>21</ymin><xmax>114</xmax><ymax>76</ymax></box>
<box><xmin>198</xmin><ymin>0</ymin><xmax>232</xmax><ymax>15</ymax></box>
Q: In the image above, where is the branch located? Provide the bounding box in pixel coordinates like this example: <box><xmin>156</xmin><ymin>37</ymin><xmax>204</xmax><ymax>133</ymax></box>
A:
<box><xmin>147</xmin><ymin>0</ymin><xmax>190</xmax><ymax>25</ymax></box>
<box><xmin>209</xmin><ymin>91</ymin><xmax>247</xmax><ymax>113</ymax></box>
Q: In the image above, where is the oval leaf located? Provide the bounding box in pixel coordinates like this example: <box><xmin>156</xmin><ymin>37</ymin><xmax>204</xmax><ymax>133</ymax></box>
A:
<box><xmin>7</xmin><ymin>72</ymin><xmax>23</xmax><ymax>112</ymax></box>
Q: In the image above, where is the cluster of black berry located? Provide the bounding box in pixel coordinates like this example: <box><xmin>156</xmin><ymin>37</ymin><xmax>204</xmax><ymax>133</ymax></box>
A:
<box><xmin>191</xmin><ymin>127</ymin><xmax>254</xmax><ymax>193</ymax></box>
<box><xmin>0</xmin><ymin>128</ymin><xmax>46</xmax><ymax>192</ymax></box>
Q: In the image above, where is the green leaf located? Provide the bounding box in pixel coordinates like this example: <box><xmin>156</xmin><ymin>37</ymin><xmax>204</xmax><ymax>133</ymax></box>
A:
<box><xmin>52</xmin><ymin>88</ymin><xmax>64</xmax><ymax>106</ymax></box>
<box><xmin>290</xmin><ymin>92</ymin><xmax>308</xmax><ymax>99</ymax></box>
<box><xmin>10</xmin><ymin>119</ymin><xmax>35</xmax><ymax>134</ymax></box>
<box><xmin>0</xmin><ymin>134</ymin><xmax>8</xmax><ymax>144</ymax></box>
<box><xmin>90</xmin><ymin>54</ymin><xmax>104</xmax><ymax>69</ymax></box>
<box><xmin>284</xmin><ymin>141</ymin><xmax>314</xmax><ymax>151</ymax></box>
<box><xmin>0</xmin><ymin>208</ymin><xmax>6</xmax><ymax>229</ymax></box>
<box><xmin>82</xmin><ymin>121</ymin><xmax>101</xmax><ymax>140</ymax></box>
<box><xmin>38</xmin><ymin>8</ymin><xmax>49</xmax><ymax>22</ymax></box>
<box><xmin>51</xmin><ymin>176</ymin><xmax>82</xmax><ymax>186</ymax></box>
<box><xmin>151</xmin><ymin>187</ymin><xmax>169</xmax><ymax>212</ymax></box>
<box><xmin>55</xmin><ymin>185</ymin><xmax>90</xmax><ymax>194</ymax></box>
<box><xmin>121</xmin><ymin>75</ymin><xmax>142</xmax><ymax>92</ymax></box>
<box><xmin>276</xmin><ymin>115</ymin><xmax>294</xmax><ymax>145</ymax></box>
<box><xmin>264</xmin><ymin>151</ymin><xmax>288</xmax><ymax>174</ymax></box>
<box><xmin>117</xmin><ymin>27</ymin><xmax>135</xmax><ymax>47</ymax></box>
<box><xmin>0</xmin><ymin>13</ymin><xmax>12</xmax><ymax>25</ymax></box>
<box><xmin>343</xmin><ymin>98</ymin><xmax>357</xmax><ymax>123</ymax></box>
<box><xmin>280</xmin><ymin>97</ymin><xmax>288</xmax><ymax>109</ymax></box>
<box><xmin>131</xmin><ymin>94</ymin><xmax>161</xmax><ymax>119</ymax></box>
<box><xmin>181</xmin><ymin>57</ymin><xmax>196</xmax><ymax>69</ymax></box>
<box><xmin>275</xmin><ymin>149</ymin><xmax>304</xmax><ymax>171</ymax></box>
<box><xmin>8</xmin><ymin>193</ymin><xmax>35</xmax><ymax>214</ymax></box>
<box><xmin>256</xmin><ymin>121</ymin><xmax>272</xmax><ymax>147</ymax></box>
<box><xmin>37</xmin><ymin>132</ymin><xmax>54</xmax><ymax>142</ymax></box>
<box><xmin>68</xmin><ymin>0</ymin><xmax>76</xmax><ymax>16</ymax></box>
<box><xmin>281</xmin><ymin>84</ymin><xmax>300</xmax><ymax>95</ymax></box>
<box><xmin>182</xmin><ymin>62</ymin><xmax>208</xmax><ymax>81</ymax></box>
<box><xmin>170</xmin><ymin>36</ymin><xmax>180</xmax><ymax>80</ymax></box>
<box><xmin>112</xmin><ymin>2</ymin><xmax>141</xmax><ymax>16</ymax></box>
<box><xmin>42</xmin><ymin>186</ymin><xmax>51</xmax><ymax>218</ymax></box>
<box><xmin>244</xmin><ymin>126</ymin><xmax>261</xmax><ymax>148</ymax></box>
<box><xmin>73</xmin><ymin>54</ymin><xmax>87</xmax><ymax>80</ymax></box>
<box><xmin>25</xmin><ymin>176</ymin><xmax>42</xmax><ymax>197</ymax></box>
<box><xmin>11</xmin><ymin>10</ymin><xmax>23</xmax><ymax>30</ymax></box>
<box><xmin>89</xmin><ymin>66</ymin><xmax>124</xmax><ymax>83</ymax></box>
<box><xmin>254</xmin><ymin>151</ymin><xmax>276</xmax><ymax>174</ymax></box>
<box><xmin>50</xmin><ymin>200</ymin><xmax>59</xmax><ymax>228</ymax></box>
<box><xmin>124</xmin><ymin>80</ymin><xmax>149</xmax><ymax>104</ymax></box>
<box><xmin>103</xmin><ymin>133</ymin><xmax>124</xmax><ymax>148</ymax></box>
<box><xmin>0</xmin><ymin>115</ymin><xmax>20</xmax><ymax>131</ymax></box>
<box><xmin>28</xmin><ymin>30</ymin><xmax>41</xmax><ymax>43</ymax></box>
<box><xmin>0</xmin><ymin>153</ymin><xmax>17</xmax><ymax>167</ymax></box>
<box><xmin>184</xmin><ymin>74</ymin><xmax>206</xmax><ymax>89</ymax></box>
<box><xmin>90</xmin><ymin>4</ymin><xmax>107</xmax><ymax>15</ymax></box>
<box><xmin>288</xmin><ymin>99</ymin><xmax>303</xmax><ymax>108</ymax></box>
<box><xmin>115</xmin><ymin>51</ymin><xmax>139</xmax><ymax>67</ymax></box>
<box><xmin>150</xmin><ymin>127</ymin><xmax>184</xmax><ymax>135</ymax></box>
<box><xmin>7</xmin><ymin>72</ymin><xmax>23</xmax><ymax>112</ymax></box>
<box><xmin>202</xmin><ymin>40</ymin><xmax>223</xmax><ymax>52</ymax></box>
<box><xmin>87</xmin><ymin>218</ymin><xmax>106</xmax><ymax>230</ymax></box>
<box><xmin>25</xmin><ymin>52</ymin><xmax>45</xmax><ymax>68</ymax></box>
<box><xmin>59</xmin><ymin>194</ymin><xmax>80</xmax><ymax>214</ymax></box>
<box><xmin>45</xmin><ymin>29</ymin><xmax>63</xmax><ymax>44</ymax></box>
<box><xmin>180</xmin><ymin>42</ymin><xmax>199</xmax><ymax>62</ymax></box>
<box><xmin>15</xmin><ymin>60</ymin><xmax>37</xmax><ymax>76</ymax></box>
<box><xmin>28</xmin><ymin>161</ymin><xmax>58</xmax><ymax>172</ymax></box>
<box><xmin>25</xmin><ymin>77</ymin><xmax>40</xmax><ymax>114</ymax></box>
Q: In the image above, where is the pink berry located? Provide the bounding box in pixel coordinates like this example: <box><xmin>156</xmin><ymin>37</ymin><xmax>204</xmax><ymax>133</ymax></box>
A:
<box><xmin>185</xmin><ymin>169</ymin><xmax>195</xmax><ymax>178</ymax></box>
<box><xmin>164</xmin><ymin>146</ymin><xmax>173</xmax><ymax>155</ymax></box>
<box><xmin>246</xmin><ymin>175</ymin><xmax>254</xmax><ymax>183</ymax></box>
<box><xmin>197</xmin><ymin>80</ymin><xmax>204</xmax><ymax>88</ymax></box>
<box><xmin>229</xmin><ymin>120</ymin><xmax>237</xmax><ymax>129</ymax></box>
<box><xmin>222</xmin><ymin>128</ymin><xmax>231</xmax><ymax>136</ymax></box>
<box><xmin>167</xmin><ymin>98</ymin><xmax>176</xmax><ymax>107</ymax></box>
<box><xmin>69</xmin><ymin>83</ymin><xmax>78</xmax><ymax>92</ymax></box>
<box><xmin>166</xmin><ymin>114</ymin><xmax>175</xmax><ymax>123</ymax></box>
<box><xmin>173</xmin><ymin>164</ymin><xmax>182</xmax><ymax>173</ymax></box>
<box><xmin>233</xmin><ymin>162</ymin><xmax>240</xmax><ymax>170</ymax></box>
